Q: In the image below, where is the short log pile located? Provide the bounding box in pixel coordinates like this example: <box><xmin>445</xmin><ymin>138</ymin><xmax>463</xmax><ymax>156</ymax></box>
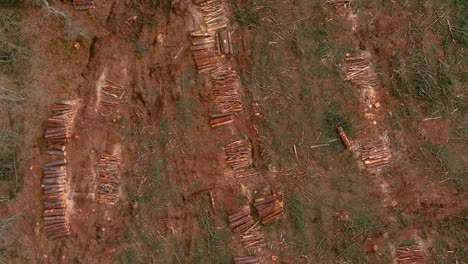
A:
<box><xmin>360</xmin><ymin>138</ymin><xmax>391</xmax><ymax>171</ymax></box>
<box><xmin>209</xmin><ymin>112</ymin><xmax>233</xmax><ymax>128</ymax></box>
<box><xmin>224</xmin><ymin>139</ymin><xmax>253</xmax><ymax>170</ymax></box>
<box><xmin>97</xmin><ymin>153</ymin><xmax>121</xmax><ymax>205</ymax></box>
<box><xmin>215</xmin><ymin>29</ymin><xmax>233</xmax><ymax>55</ymax></box>
<box><xmin>234</xmin><ymin>168</ymin><xmax>260</xmax><ymax>180</ymax></box>
<box><xmin>234</xmin><ymin>256</ymin><xmax>260</xmax><ymax>264</ymax></box>
<box><xmin>228</xmin><ymin>205</ymin><xmax>255</xmax><ymax>233</ymax></box>
<box><xmin>344</xmin><ymin>53</ymin><xmax>377</xmax><ymax>89</ymax></box>
<box><xmin>211</xmin><ymin>63</ymin><xmax>243</xmax><ymax>113</ymax></box>
<box><xmin>45</xmin><ymin>100</ymin><xmax>77</xmax><ymax>146</ymax></box>
<box><xmin>241</xmin><ymin>222</ymin><xmax>266</xmax><ymax>249</ymax></box>
<box><xmin>191</xmin><ymin>32</ymin><xmax>219</xmax><ymax>74</ymax></box>
<box><xmin>42</xmin><ymin>159</ymin><xmax>70</xmax><ymax>239</ymax></box>
<box><xmin>396</xmin><ymin>246</ymin><xmax>425</xmax><ymax>264</ymax></box>
<box><xmin>254</xmin><ymin>192</ymin><xmax>285</xmax><ymax>225</ymax></box>
<box><xmin>196</xmin><ymin>0</ymin><xmax>228</xmax><ymax>32</ymax></box>
<box><xmin>100</xmin><ymin>80</ymin><xmax>124</xmax><ymax>110</ymax></box>
<box><xmin>73</xmin><ymin>0</ymin><xmax>95</xmax><ymax>11</ymax></box>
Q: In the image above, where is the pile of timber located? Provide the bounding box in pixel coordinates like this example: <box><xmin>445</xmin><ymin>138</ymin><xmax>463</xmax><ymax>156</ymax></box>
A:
<box><xmin>234</xmin><ymin>256</ymin><xmax>260</xmax><ymax>264</ymax></box>
<box><xmin>44</xmin><ymin>100</ymin><xmax>77</xmax><ymax>146</ymax></box>
<box><xmin>196</xmin><ymin>0</ymin><xmax>228</xmax><ymax>32</ymax></box>
<box><xmin>326</xmin><ymin>0</ymin><xmax>350</xmax><ymax>6</ymax></box>
<box><xmin>215</xmin><ymin>29</ymin><xmax>233</xmax><ymax>55</ymax></box>
<box><xmin>254</xmin><ymin>192</ymin><xmax>285</xmax><ymax>225</ymax></box>
<box><xmin>209</xmin><ymin>112</ymin><xmax>233</xmax><ymax>128</ymax></box>
<box><xmin>224</xmin><ymin>139</ymin><xmax>253</xmax><ymax>170</ymax></box>
<box><xmin>42</xmin><ymin>159</ymin><xmax>70</xmax><ymax>240</ymax></box>
<box><xmin>234</xmin><ymin>168</ymin><xmax>260</xmax><ymax>180</ymax></box>
<box><xmin>396</xmin><ymin>246</ymin><xmax>425</xmax><ymax>264</ymax></box>
<box><xmin>100</xmin><ymin>80</ymin><xmax>124</xmax><ymax>109</ymax></box>
<box><xmin>240</xmin><ymin>222</ymin><xmax>266</xmax><ymax>249</ymax></box>
<box><xmin>73</xmin><ymin>0</ymin><xmax>95</xmax><ymax>11</ymax></box>
<box><xmin>191</xmin><ymin>32</ymin><xmax>219</xmax><ymax>74</ymax></box>
<box><xmin>344</xmin><ymin>53</ymin><xmax>377</xmax><ymax>88</ymax></box>
<box><xmin>97</xmin><ymin>153</ymin><xmax>121</xmax><ymax>205</ymax></box>
<box><xmin>228</xmin><ymin>206</ymin><xmax>255</xmax><ymax>233</ymax></box>
<box><xmin>211</xmin><ymin>63</ymin><xmax>243</xmax><ymax>113</ymax></box>
<box><xmin>360</xmin><ymin>138</ymin><xmax>391</xmax><ymax>171</ymax></box>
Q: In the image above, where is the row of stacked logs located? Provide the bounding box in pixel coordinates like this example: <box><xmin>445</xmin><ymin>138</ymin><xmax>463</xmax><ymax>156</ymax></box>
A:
<box><xmin>44</xmin><ymin>100</ymin><xmax>77</xmax><ymax>146</ymax></box>
<box><xmin>254</xmin><ymin>192</ymin><xmax>285</xmax><ymax>225</ymax></box>
<box><xmin>211</xmin><ymin>63</ymin><xmax>243</xmax><ymax>113</ymax></box>
<box><xmin>396</xmin><ymin>246</ymin><xmax>425</xmax><ymax>264</ymax></box>
<box><xmin>73</xmin><ymin>0</ymin><xmax>95</xmax><ymax>11</ymax></box>
<box><xmin>344</xmin><ymin>53</ymin><xmax>378</xmax><ymax>88</ymax></box>
<box><xmin>224</xmin><ymin>139</ymin><xmax>253</xmax><ymax>170</ymax></box>
<box><xmin>360</xmin><ymin>138</ymin><xmax>391</xmax><ymax>171</ymax></box>
<box><xmin>196</xmin><ymin>0</ymin><xmax>228</xmax><ymax>32</ymax></box>
<box><xmin>96</xmin><ymin>153</ymin><xmax>121</xmax><ymax>205</ymax></box>
<box><xmin>228</xmin><ymin>206</ymin><xmax>255</xmax><ymax>233</ymax></box>
<box><xmin>100</xmin><ymin>79</ymin><xmax>124</xmax><ymax>112</ymax></box>
<box><xmin>42</xmin><ymin>100</ymin><xmax>77</xmax><ymax>240</ymax></box>
<box><xmin>209</xmin><ymin>112</ymin><xmax>233</xmax><ymax>128</ymax></box>
<box><xmin>42</xmin><ymin>160</ymin><xmax>71</xmax><ymax>239</ymax></box>
<box><xmin>234</xmin><ymin>256</ymin><xmax>260</xmax><ymax>264</ymax></box>
<box><xmin>240</xmin><ymin>222</ymin><xmax>265</xmax><ymax>249</ymax></box>
<box><xmin>191</xmin><ymin>32</ymin><xmax>219</xmax><ymax>74</ymax></box>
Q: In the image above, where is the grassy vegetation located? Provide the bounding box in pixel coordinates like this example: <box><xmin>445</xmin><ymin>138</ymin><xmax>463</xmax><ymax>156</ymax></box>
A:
<box><xmin>196</xmin><ymin>210</ymin><xmax>233</xmax><ymax>264</ymax></box>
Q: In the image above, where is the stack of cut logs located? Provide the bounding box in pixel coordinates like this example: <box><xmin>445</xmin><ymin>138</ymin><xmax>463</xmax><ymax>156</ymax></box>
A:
<box><xmin>97</xmin><ymin>153</ymin><xmax>121</xmax><ymax>205</ymax></box>
<box><xmin>224</xmin><ymin>139</ymin><xmax>253</xmax><ymax>170</ymax></box>
<box><xmin>191</xmin><ymin>32</ymin><xmax>219</xmax><ymax>74</ymax></box>
<box><xmin>360</xmin><ymin>138</ymin><xmax>391</xmax><ymax>171</ymax></box>
<box><xmin>241</xmin><ymin>222</ymin><xmax>266</xmax><ymax>249</ymax></box>
<box><xmin>196</xmin><ymin>0</ymin><xmax>228</xmax><ymax>32</ymax></box>
<box><xmin>42</xmin><ymin>159</ymin><xmax>70</xmax><ymax>239</ymax></box>
<box><xmin>211</xmin><ymin>63</ymin><xmax>243</xmax><ymax>113</ymax></box>
<box><xmin>254</xmin><ymin>192</ymin><xmax>285</xmax><ymax>225</ymax></box>
<box><xmin>73</xmin><ymin>0</ymin><xmax>95</xmax><ymax>11</ymax></box>
<box><xmin>45</xmin><ymin>100</ymin><xmax>77</xmax><ymax>146</ymax></box>
<box><xmin>209</xmin><ymin>112</ymin><xmax>233</xmax><ymax>128</ymax></box>
<box><xmin>396</xmin><ymin>246</ymin><xmax>425</xmax><ymax>264</ymax></box>
<box><xmin>326</xmin><ymin>0</ymin><xmax>350</xmax><ymax>6</ymax></box>
<box><xmin>228</xmin><ymin>206</ymin><xmax>255</xmax><ymax>233</ymax></box>
<box><xmin>234</xmin><ymin>256</ymin><xmax>260</xmax><ymax>264</ymax></box>
<box><xmin>215</xmin><ymin>29</ymin><xmax>233</xmax><ymax>55</ymax></box>
<box><xmin>234</xmin><ymin>168</ymin><xmax>259</xmax><ymax>180</ymax></box>
<box><xmin>100</xmin><ymin>80</ymin><xmax>124</xmax><ymax>110</ymax></box>
<box><xmin>344</xmin><ymin>53</ymin><xmax>377</xmax><ymax>88</ymax></box>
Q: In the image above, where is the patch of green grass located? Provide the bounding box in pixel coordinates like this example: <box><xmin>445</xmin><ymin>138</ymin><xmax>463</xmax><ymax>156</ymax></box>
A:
<box><xmin>116</xmin><ymin>250</ymin><xmax>138</xmax><ymax>264</ymax></box>
<box><xmin>286</xmin><ymin>191</ymin><xmax>311</xmax><ymax>254</ymax></box>
<box><xmin>197</xmin><ymin>210</ymin><xmax>233</xmax><ymax>264</ymax></box>
<box><xmin>229</xmin><ymin>0</ymin><xmax>260</xmax><ymax>29</ymax></box>
<box><xmin>397</xmin><ymin>240</ymin><xmax>416</xmax><ymax>247</ymax></box>
<box><xmin>323</xmin><ymin>102</ymin><xmax>352</xmax><ymax>141</ymax></box>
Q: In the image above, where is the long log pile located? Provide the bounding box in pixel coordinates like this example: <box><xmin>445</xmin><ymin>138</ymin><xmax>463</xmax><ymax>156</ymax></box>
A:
<box><xmin>215</xmin><ymin>29</ymin><xmax>233</xmax><ymax>55</ymax></box>
<box><xmin>196</xmin><ymin>0</ymin><xmax>228</xmax><ymax>32</ymax></box>
<box><xmin>240</xmin><ymin>222</ymin><xmax>266</xmax><ymax>249</ymax></box>
<box><xmin>97</xmin><ymin>153</ymin><xmax>121</xmax><ymax>205</ymax></box>
<box><xmin>42</xmin><ymin>159</ymin><xmax>70</xmax><ymax>239</ymax></box>
<box><xmin>45</xmin><ymin>100</ymin><xmax>77</xmax><ymax>146</ymax></box>
<box><xmin>234</xmin><ymin>256</ymin><xmax>260</xmax><ymax>264</ymax></box>
<box><xmin>211</xmin><ymin>63</ymin><xmax>243</xmax><ymax>113</ymax></box>
<box><xmin>360</xmin><ymin>138</ymin><xmax>391</xmax><ymax>171</ymax></box>
<box><xmin>344</xmin><ymin>53</ymin><xmax>377</xmax><ymax>89</ymax></box>
<box><xmin>224</xmin><ymin>139</ymin><xmax>253</xmax><ymax>170</ymax></box>
<box><xmin>396</xmin><ymin>246</ymin><xmax>425</xmax><ymax>264</ymax></box>
<box><xmin>73</xmin><ymin>0</ymin><xmax>95</xmax><ymax>11</ymax></box>
<box><xmin>209</xmin><ymin>112</ymin><xmax>233</xmax><ymax>128</ymax></box>
<box><xmin>100</xmin><ymin>80</ymin><xmax>124</xmax><ymax>110</ymax></box>
<box><xmin>191</xmin><ymin>32</ymin><xmax>219</xmax><ymax>74</ymax></box>
<box><xmin>228</xmin><ymin>206</ymin><xmax>255</xmax><ymax>233</ymax></box>
<box><xmin>254</xmin><ymin>192</ymin><xmax>285</xmax><ymax>225</ymax></box>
